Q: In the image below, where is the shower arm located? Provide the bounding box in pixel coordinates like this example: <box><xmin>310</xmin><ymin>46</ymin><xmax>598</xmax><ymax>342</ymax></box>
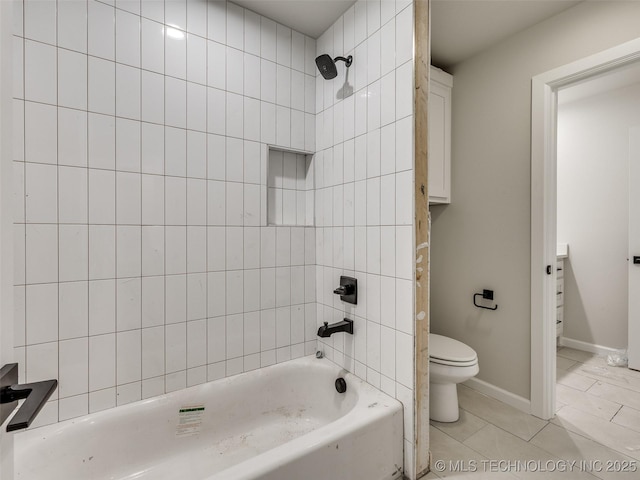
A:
<box><xmin>334</xmin><ymin>55</ymin><xmax>353</xmax><ymax>68</ymax></box>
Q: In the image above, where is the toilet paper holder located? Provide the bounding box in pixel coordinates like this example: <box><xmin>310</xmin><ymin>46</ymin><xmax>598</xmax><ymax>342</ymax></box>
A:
<box><xmin>473</xmin><ymin>289</ymin><xmax>498</xmax><ymax>311</ymax></box>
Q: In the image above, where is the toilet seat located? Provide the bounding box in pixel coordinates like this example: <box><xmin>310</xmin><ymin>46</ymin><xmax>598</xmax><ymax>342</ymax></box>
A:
<box><xmin>429</xmin><ymin>334</ymin><xmax>478</xmax><ymax>367</ymax></box>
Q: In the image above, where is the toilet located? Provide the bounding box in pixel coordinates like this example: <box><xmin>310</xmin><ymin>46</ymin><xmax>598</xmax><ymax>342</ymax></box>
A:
<box><xmin>429</xmin><ymin>334</ymin><xmax>479</xmax><ymax>422</ymax></box>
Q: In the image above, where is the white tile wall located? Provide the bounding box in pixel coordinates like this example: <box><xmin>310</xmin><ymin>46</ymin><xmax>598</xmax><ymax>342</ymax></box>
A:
<box><xmin>314</xmin><ymin>1</ymin><xmax>415</xmax><ymax>478</ymax></box>
<box><xmin>14</xmin><ymin>0</ymin><xmax>318</xmax><ymax>426</ymax></box>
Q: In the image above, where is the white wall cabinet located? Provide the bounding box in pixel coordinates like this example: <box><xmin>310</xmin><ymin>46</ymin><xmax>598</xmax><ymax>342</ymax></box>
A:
<box><xmin>429</xmin><ymin>66</ymin><xmax>453</xmax><ymax>204</ymax></box>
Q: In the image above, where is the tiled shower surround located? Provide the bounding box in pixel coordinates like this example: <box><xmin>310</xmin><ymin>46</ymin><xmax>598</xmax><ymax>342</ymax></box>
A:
<box><xmin>12</xmin><ymin>0</ymin><xmax>416</xmax><ymax>476</ymax></box>
<box><xmin>13</xmin><ymin>0</ymin><xmax>318</xmax><ymax>421</ymax></box>
<box><xmin>313</xmin><ymin>0</ymin><xmax>416</xmax><ymax>476</ymax></box>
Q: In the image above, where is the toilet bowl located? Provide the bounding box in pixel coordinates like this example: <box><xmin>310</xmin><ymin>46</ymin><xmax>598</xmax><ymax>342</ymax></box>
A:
<box><xmin>429</xmin><ymin>334</ymin><xmax>479</xmax><ymax>422</ymax></box>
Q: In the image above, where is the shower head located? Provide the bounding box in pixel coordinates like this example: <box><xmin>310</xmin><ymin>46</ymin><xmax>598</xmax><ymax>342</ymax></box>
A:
<box><xmin>315</xmin><ymin>54</ymin><xmax>353</xmax><ymax>80</ymax></box>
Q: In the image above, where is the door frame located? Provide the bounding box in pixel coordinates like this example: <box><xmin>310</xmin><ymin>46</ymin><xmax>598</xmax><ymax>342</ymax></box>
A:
<box><xmin>530</xmin><ymin>37</ymin><xmax>640</xmax><ymax>420</ymax></box>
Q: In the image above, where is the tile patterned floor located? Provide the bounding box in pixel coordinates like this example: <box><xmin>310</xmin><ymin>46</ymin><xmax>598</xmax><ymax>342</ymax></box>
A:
<box><xmin>426</xmin><ymin>347</ymin><xmax>640</xmax><ymax>479</ymax></box>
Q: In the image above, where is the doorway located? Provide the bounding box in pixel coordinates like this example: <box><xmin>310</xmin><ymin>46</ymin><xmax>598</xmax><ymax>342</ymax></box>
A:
<box><xmin>531</xmin><ymin>38</ymin><xmax>640</xmax><ymax>420</ymax></box>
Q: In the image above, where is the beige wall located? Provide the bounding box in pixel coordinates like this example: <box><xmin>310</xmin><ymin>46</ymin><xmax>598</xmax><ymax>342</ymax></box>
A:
<box><xmin>558</xmin><ymin>83</ymin><xmax>640</xmax><ymax>350</ymax></box>
<box><xmin>430</xmin><ymin>1</ymin><xmax>640</xmax><ymax>399</ymax></box>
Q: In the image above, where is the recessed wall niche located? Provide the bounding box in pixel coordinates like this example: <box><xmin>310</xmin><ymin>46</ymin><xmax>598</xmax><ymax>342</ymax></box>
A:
<box><xmin>267</xmin><ymin>147</ymin><xmax>314</xmax><ymax>226</ymax></box>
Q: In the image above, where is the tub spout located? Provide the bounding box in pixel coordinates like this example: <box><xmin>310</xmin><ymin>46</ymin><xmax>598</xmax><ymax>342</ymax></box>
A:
<box><xmin>317</xmin><ymin>319</ymin><xmax>354</xmax><ymax>338</ymax></box>
<box><xmin>1</xmin><ymin>363</ymin><xmax>57</xmax><ymax>432</ymax></box>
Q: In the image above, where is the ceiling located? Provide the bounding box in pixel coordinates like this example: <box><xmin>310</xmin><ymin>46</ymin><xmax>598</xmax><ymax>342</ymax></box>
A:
<box><xmin>431</xmin><ymin>0</ymin><xmax>582</xmax><ymax>69</ymax></box>
<box><xmin>233</xmin><ymin>1</ymin><xmax>583</xmax><ymax>69</ymax></box>
<box><xmin>232</xmin><ymin>0</ymin><xmax>356</xmax><ymax>39</ymax></box>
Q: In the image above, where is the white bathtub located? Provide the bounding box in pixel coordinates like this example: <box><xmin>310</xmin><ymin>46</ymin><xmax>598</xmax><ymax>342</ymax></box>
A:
<box><xmin>14</xmin><ymin>356</ymin><xmax>404</xmax><ymax>480</ymax></box>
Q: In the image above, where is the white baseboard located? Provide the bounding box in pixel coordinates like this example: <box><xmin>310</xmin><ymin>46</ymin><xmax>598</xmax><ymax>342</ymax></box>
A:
<box><xmin>463</xmin><ymin>377</ymin><xmax>531</xmax><ymax>414</ymax></box>
<box><xmin>559</xmin><ymin>337</ymin><xmax>623</xmax><ymax>357</ymax></box>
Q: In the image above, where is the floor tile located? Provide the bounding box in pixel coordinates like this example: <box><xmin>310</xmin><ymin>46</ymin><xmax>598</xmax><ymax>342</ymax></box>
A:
<box><xmin>556</xmin><ymin>384</ymin><xmax>621</xmax><ymax>421</ymax></box>
<box><xmin>572</xmin><ymin>363</ymin><xmax>640</xmax><ymax>394</ymax></box>
<box><xmin>464</xmin><ymin>424</ymin><xmax>595</xmax><ymax>479</ymax></box>
<box><xmin>558</xmin><ymin>348</ymin><xmax>603</xmax><ymax>365</ymax></box>
<box><xmin>557</xmin><ymin>369</ymin><xmax>597</xmax><ymax>392</ymax></box>
<box><xmin>557</xmin><ymin>355</ymin><xmax>578</xmax><ymax>371</ymax></box>
<box><xmin>531</xmin><ymin>423</ymin><xmax>640</xmax><ymax>480</ymax></box>
<box><xmin>552</xmin><ymin>406</ymin><xmax>640</xmax><ymax>461</ymax></box>
<box><xmin>431</xmin><ymin>408</ymin><xmax>488</xmax><ymax>443</ymax></box>
<box><xmin>429</xmin><ymin>426</ymin><xmax>517</xmax><ymax>479</ymax></box>
<box><xmin>587</xmin><ymin>381</ymin><xmax>640</xmax><ymax>411</ymax></box>
<box><xmin>612</xmin><ymin>406</ymin><xmax>640</xmax><ymax>434</ymax></box>
<box><xmin>457</xmin><ymin>385</ymin><xmax>548</xmax><ymax>442</ymax></box>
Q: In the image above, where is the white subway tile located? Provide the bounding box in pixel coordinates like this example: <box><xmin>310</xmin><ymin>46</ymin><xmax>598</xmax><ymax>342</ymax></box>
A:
<box><xmin>395</xmin><ymin>6</ymin><xmax>413</xmax><ymax>67</ymax></box>
<box><xmin>207</xmin><ymin>0</ymin><xmax>225</xmax><ymax>43</ymax></box>
<box><xmin>88</xmin><ymin>1</ymin><xmax>115</xmax><ymax>60</ymax></box>
<box><xmin>276</xmin><ymin>24</ymin><xmax>291</xmax><ymax>67</ymax></box>
<box><xmin>116</xmin><ymin>118</ymin><xmax>141</xmax><ymax>172</ymax></box>
<box><xmin>58</xmin><ymin>50</ymin><xmax>87</xmax><ymax>110</ymax></box>
<box><xmin>141</xmin><ymin>226</ymin><xmax>165</xmax><ymax>276</ymax></box>
<box><xmin>244</xmin><ymin>97</ymin><xmax>261</xmax><ymax>143</ymax></box>
<box><xmin>142</xmin><ymin>18</ymin><xmax>164</xmax><ymax>73</ymax></box>
<box><xmin>366</xmin><ymin>320</ymin><xmax>380</xmax><ymax>370</ymax></box>
<box><xmin>58</xmin><ymin>0</ymin><xmax>88</xmax><ymax>53</ymax></box>
<box><xmin>395</xmin><ymin>61</ymin><xmax>413</xmax><ymax>120</ymax></box>
<box><xmin>187</xmin><ymin>131</ymin><xmax>207</xmax><ymax>178</ymax></box>
<box><xmin>165</xmin><ymin>127</ymin><xmax>187</xmax><ymax>177</ymax></box>
<box><xmin>26</xmin><ymin>341</ymin><xmax>58</xmax><ymax>388</ymax></box>
<box><xmin>116</xmin><ymin>277</ymin><xmax>142</xmax><ymax>331</ymax></box>
<box><xmin>24</xmin><ymin>40</ymin><xmax>57</xmax><ymax>104</ymax></box>
<box><xmin>88</xmin><ymin>169</ymin><xmax>116</xmax><ymax>224</ymax></box>
<box><xmin>187</xmin><ymin>82</ymin><xmax>207</xmax><ymax>132</ymax></box>
<box><xmin>165</xmin><ymin>226</ymin><xmax>187</xmax><ymax>274</ymax></box>
<box><xmin>59</xmin><ymin>282</ymin><xmax>88</xmax><ymax>340</ymax></box>
<box><xmin>166</xmin><ymin>0</ymin><xmax>187</xmax><ymax>31</ymax></box>
<box><xmin>187</xmin><ymin>0</ymin><xmax>207</xmax><ymax>37</ymax></box>
<box><xmin>88</xmin><ymin>113</ymin><xmax>115</xmax><ymax>170</ymax></box>
<box><xmin>367</xmin><ymin>128</ymin><xmax>381</xmax><ymax>178</ymax></box>
<box><xmin>116</xmin><ymin>64</ymin><xmax>141</xmax><ymax>120</ymax></box>
<box><xmin>165</xmin><ymin>77</ymin><xmax>187</xmax><ymax>128</ymax></box>
<box><xmin>260</xmin><ymin>102</ymin><xmax>276</xmax><ymax>145</ymax></box>
<box><xmin>59</xmin><ymin>225</ymin><xmax>88</xmax><ymax>282</ymax></box>
<box><xmin>142</xmin><ymin>326</ymin><xmax>165</xmax><ymax>379</ymax></box>
<box><xmin>354</xmin><ymin>1</ymin><xmax>367</xmax><ymax>47</ymax></box>
<box><xmin>207</xmin><ymin>180</ymin><xmax>225</xmax><ymax>226</ymax></box>
<box><xmin>187</xmin><ymin>34</ymin><xmax>207</xmax><ymax>85</ymax></box>
<box><xmin>89</xmin><ymin>280</ymin><xmax>116</xmax><ymax>335</ymax></box>
<box><xmin>117</xmin><ymin>329</ymin><xmax>142</xmax><ymax>384</ymax></box>
<box><xmin>89</xmin><ymin>334</ymin><xmax>116</xmax><ymax>390</ymax></box>
<box><xmin>89</xmin><ymin>226</ymin><xmax>116</xmax><ymax>280</ymax></box>
<box><xmin>116</xmin><ymin>226</ymin><xmax>142</xmax><ymax>278</ymax></box>
<box><xmin>187</xmin><ymin>318</ymin><xmax>207</xmax><ymax>367</ymax></box>
<box><xmin>116</xmin><ymin>171</ymin><xmax>141</xmax><ymax>225</ymax></box>
<box><xmin>275</xmin><ymin>106</ymin><xmax>290</xmax><ymax>148</ymax></box>
<box><xmin>88</xmin><ymin>57</ymin><xmax>115</xmax><ymax>116</ymax></box>
<box><xmin>225</xmin><ymin>314</ymin><xmax>243</xmax><ymax>359</ymax></box>
<box><xmin>223</xmin><ymin>1</ymin><xmax>243</xmax><ymax>47</ymax></box>
<box><xmin>142</xmin><ymin>276</ymin><xmax>165</xmax><ymax>327</ymax></box>
<box><xmin>165</xmin><ymin>274</ymin><xmax>187</xmax><ymax>323</ymax></box>
<box><xmin>187</xmin><ymin>273</ymin><xmax>207</xmax><ymax>321</ymax></box>
<box><xmin>395</xmin><ymin>170</ymin><xmax>412</xmax><ymax>225</ymax></box>
<box><xmin>226</xmin><ymin>92</ymin><xmax>244</xmax><ymax>139</ymax></box>
<box><xmin>141</xmin><ymin>123</ymin><xmax>164</xmax><ymax>175</ymax></box>
<box><xmin>25</xmin><ymin>162</ymin><xmax>57</xmax><ymax>223</ymax></box>
<box><xmin>25</xmin><ymin>283</ymin><xmax>58</xmax><ymax>344</ymax></box>
<box><xmin>366</xmin><ymin>226</ymin><xmax>381</xmax><ymax>274</ymax></box>
<box><xmin>58</xmin><ymin>109</ymin><xmax>87</xmax><ymax>168</ymax></box>
<box><xmin>380</xmin><ymin>123</ymin><xmax>395</xmax><ymax>176</ymax></box>
<box><xmin>380</xmin><ymin>174</ymin><xmax>395</xmax><ymax>226</ymax></box>
<box><xmin>142</xmin><ymin>0</ymin><xmax>164</xmax><ymax>23</ymax></box>
<box><xmin>207</xmin><ymin>87</ymin><xmax>226</xmax><ymax>135</ymax></box>
<box><xmin>186</xmin><ymin>226</ymin><xmax>206</xmax><ymax>272</ymax></box>
<box><xmin>24</xmin><ymin>0</ymin><xmax>56</xmax><ymax>45</ymax></box>
<box><xmin>186</xmin><ymin>178</ymin><xmax>206</xmax><ymax>225</ymax></box>
<box><xmin>260</xmin><ymin>17</ymin><xmax>276</xmax><ymax>61</ymax></box>
<box><xmin>116</xmin><ymin>9</ymin><xmax>140</xmax><ymax>68</ymax></box>
<box><xmin>165</xmin><ymin>27</ymin><xmax>187</xmax><ymax>79</ymax></box>
<box><xmin>395</xmin><ymin>115</ymin><xmax>413</xmax><ymax>172</ymax></box>
<box><xmin>25</xmin><ymin>101</ymin><xmax>57</xmax><ymax>165</ymax></box>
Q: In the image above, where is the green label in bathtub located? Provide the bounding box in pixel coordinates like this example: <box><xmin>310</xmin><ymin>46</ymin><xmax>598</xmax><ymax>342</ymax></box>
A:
<box><xmin>176</xmin><ymin>405</ymin><xmax>205</xmax><ymax>437</ymax></box>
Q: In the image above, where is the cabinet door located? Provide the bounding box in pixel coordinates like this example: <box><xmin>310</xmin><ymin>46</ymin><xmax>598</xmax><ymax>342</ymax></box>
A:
<box><xmin>428</xmin><ymin>80</ymin><xmax>451</xmax><ymax>204</ymax></box>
